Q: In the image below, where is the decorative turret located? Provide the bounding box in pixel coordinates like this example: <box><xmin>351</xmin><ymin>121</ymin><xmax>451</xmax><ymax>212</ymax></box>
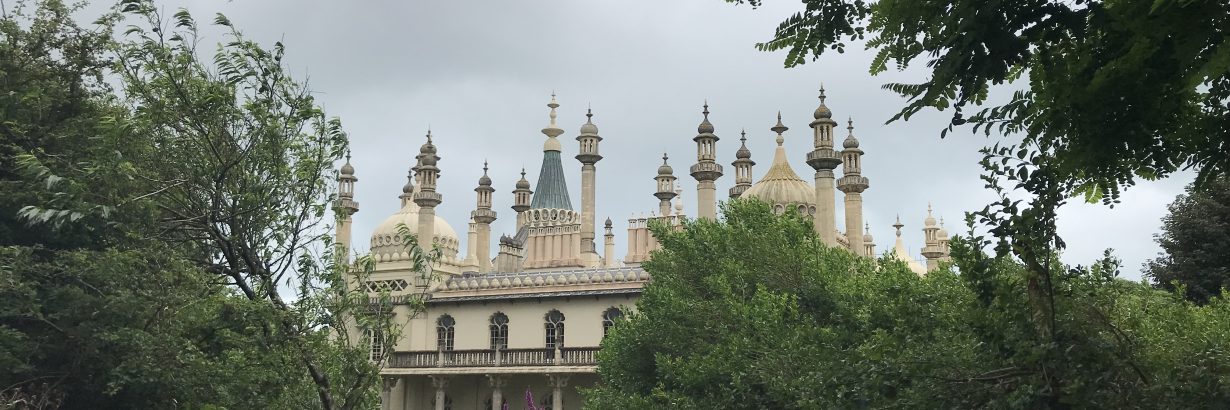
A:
<box><xmin>471</xmin><ymin>161</ymin><xmax>497</xmax><ymax>273</ymax></box>
<box><xmin>334</xmin><ymin>151</ymin><xmax>360</xmax><ymax>263</ymax></box>
<box><xmin>689</xmin><ymin>102</ymin><xmax>723</xmax><ymax>220</ymax></box>
<box><xmin>512</xmin><ymin>168</ymin><xmax>532</xmax><ymax>231</ymax></box>
<box><xmin>741</xmin><ymin>112</ymin><xmax>817</xmax><ymax>216</ymax></box>
<box><xmin>531</xmin><ymin>93</ymin><xmax>573</xmax><ymax>211</ymax></box>
<box><xmin>806</xmin><ymin>85</ymin><xmax>843</xmax><ymax>246</ymax></box>
<box><xmin>837</xmin><ymin>118</ymin><xmax>870</xmax><ymax>256</ymax></box>
<box><xmin>863</xmin><ymin>223</ymin><xmax>876</xmax><ymax>256</ymax></box>
<box><xmin>603</xmin><ymin>218</ymin><xmax>616</xmax><ymax>268</ymax></box>
<box><xmin>937</xmin><ymin>217</ymin><xmax>951</xmax><ymax>262</ymax></box>
<box><xmin>921</xmin><ymin>204</ymin><xmax>944</xmax><ymax>270</ymax></box>
<box><xmin>576</xmin><ymin>107</ymin><xmax>603</xmax><ymax>265</ymax></box>
<box><xmin>413</xmin><ymin>130</ymin><xmax>443</xmax><ymax>252</ymax></box>
<box><xmin>655</xmin><ymin>153</ymin><xmax>678</xmax><ymax>216</ymax></box>
<box><xmin>399</xmin><ymin>169</ymin><xmax>414</xmax><ymax>207</ymax></box>
<box><xmin>729</xmin><ymin>129</ymin><xmax>755</xmax><ymax>198</ymax></box>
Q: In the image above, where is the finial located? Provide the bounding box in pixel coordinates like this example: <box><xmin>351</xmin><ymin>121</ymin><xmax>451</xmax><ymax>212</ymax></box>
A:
<box><xmin>520</xmin><ymin>167</ymin><xmax>526</xmax><ymax>178</ymax></box>
<box><xmin>893</xmin><ymin>214</ymin><xmax>904</xmax><ymax>237</ymax></box>
<box><xmin>740</xmin><ymin>128</ymin><xmax>747</xmax><ymax>143</ymax></box>
<box><xmin>927</xmin><ymin>202</ymin><xmax>933</xmax><ymax>215</ymax></box>
<box><xmin>819</xmin><ymin>83</ymin><xmax>827</xmax><ymax>104</ymax></box>
<box><xmin>426</xmin><ymin>128</ymin><xmax>433</xmax><ymax>143</ymax></box>
<box><xmin>345</xmin><ymin>149</ymin><xmax>351</xmax><ymax>162</ymax></box>
<box><xmin>483</xmin><ymin>160</ymin><xmax>489</xmax><ymax>175</ymax></box>
<box><xmin>771</xmin><ymin>111</ymin><xmax>788</xmax><ymax>140</ymax></box>
<box><xmin>702</xmin><ymin>100</ymin><xmax>710</xmax><ymax>119</ymax></box>
<box><xmin>662</xmin><ymin>152</ymin><xmax>669</xmax><ymax>165</ymax></box>
<box><xmin>847</xmin><ymin>117</ymin><xmax>854</xmax><ymax>133</ymax></box>
<box><xmin>940</xmin><ymin>216</ymin><xmax>946</xmax><ymax>228</ymax></box>
<box><xmin>586</xmin><ymin>106</ymin><xmax>593</xmax><ymax>123</ymax></box>
<box><xmin>865</xmin><ymin>222</ymin><xmax>871</xmax><ymax>234</ymax></box>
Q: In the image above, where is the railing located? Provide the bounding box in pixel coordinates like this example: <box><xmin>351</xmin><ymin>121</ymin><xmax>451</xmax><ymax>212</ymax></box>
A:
<box><xmin>388</xmin><ymin>347</ymin><xmax>601</xmax><ymax>368</ymax></box>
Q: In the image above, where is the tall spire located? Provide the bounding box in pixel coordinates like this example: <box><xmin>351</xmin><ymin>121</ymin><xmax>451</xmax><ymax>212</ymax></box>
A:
<box><xmin>576</xmin><ymin>105</ymin><xmax>604</xmax><ymax>266</ymax></box>
<box><xmin>838</xmin><ymin>116</ymin><xmax>869</xmax><ymax>255</ymax></box>
<box><xmin>691</xmin><ymin>101</ymin><xmax>722</xmax><ymax>220</ymax></box>
<box><xmin>807</xmin><ymin>83</ymin><xmax>842</xmax><ymax>246</ymax></box>
<box><xmin>530</xmin><ymin>93</ymin><xmax>573</xmax><ymax>210</ymax></box>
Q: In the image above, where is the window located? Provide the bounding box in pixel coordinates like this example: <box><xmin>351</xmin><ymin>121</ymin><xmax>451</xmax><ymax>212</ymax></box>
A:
<box><xmin>366</xmin><ymin>328</ymin><xmax>384</xmax><ymax>361</ymax></box>
<box><xmin>489</xmin><ymin>312</ymin><xmax>509</xmax><ymax>350</ymax></box>
<box><xmin>544</xmin><ymin>310</ymin><xmax>565</xmax><ymax>350</ymax></box>
<box><xmin>436</xmin><ymin>315</ymin><xmax>455</xmax><ymax>351</ymax></box>
<box><xmin>602</xmin><ymin>307</ymin><xmax>624</xmax><ymax>337</ymax></box>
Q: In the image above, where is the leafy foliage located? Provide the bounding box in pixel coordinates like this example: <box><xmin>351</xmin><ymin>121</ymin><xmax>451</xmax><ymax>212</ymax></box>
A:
<box><xmin>728</xmin><ymin>0</ymin><xmax>1230</xmax><ymax>201</ymax></box>
<box><xmin>586</xmin><ymin>200</ymin><xmax>1230</xmax><ymax>408</ymax></box>
<box><xmin>1146</xmin><ymin>178</ymin><xmax>1230</xmax><ymax>304</ymax></box>
<box><xmin>2</xmin><ymin>1</ymin><xmax>412</xmax><ymax>408</ymax></box>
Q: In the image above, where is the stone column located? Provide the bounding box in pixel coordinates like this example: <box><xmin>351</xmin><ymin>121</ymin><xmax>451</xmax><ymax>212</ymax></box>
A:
<box><xmin>487</xmin><ymin>375</ymin><xmax>506</xmax><ymax>410</ymax></box>
<box><xmin>430</xmin><ymin>376</ymin><xmax>449</xmax><ymax>410</ymax></box>
<box><xmin>547</xmin><ymin>374</ymin><xmax>570</xmax><ymax>410</ymax></box>
<box><xmin>381</xmin><ymin>376</ymin><xmax>399</xmax><ymax>410</ymax></box>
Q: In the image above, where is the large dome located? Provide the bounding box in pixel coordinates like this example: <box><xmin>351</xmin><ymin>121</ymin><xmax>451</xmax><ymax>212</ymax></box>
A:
<box><xmin>369</xmin><ymin>201</ymin><xmax>461</xmax><ymax>263</ymax></box>
<box><xmin>742</xmin><ymin>144</ymin><xmax>817</xmax><ymax>215</ymax></box>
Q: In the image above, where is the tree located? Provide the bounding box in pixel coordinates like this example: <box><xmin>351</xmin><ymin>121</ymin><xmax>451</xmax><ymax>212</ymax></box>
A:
<box><xmin>3</xmin><ymin>1</ymin><xmax>411</xmax><ymax>408</ymax></box>
<box><xmin>1146</xmin><ymin>178</ymin><xmax>1230</xmax><ymax>304</ymax></box>
<box><xmin>727</xmin><ymin>0</ymin><xmax>1229</xmax><ymax>200</ymax></box>
<box><xmin>586</xmin><ymin>200</ymin><xmax>1230</xmax><ymax>408</ymax></box>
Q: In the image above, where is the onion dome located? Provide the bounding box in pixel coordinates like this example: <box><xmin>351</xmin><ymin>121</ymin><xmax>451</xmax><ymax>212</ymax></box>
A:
<box><xmin>863</xmin><ymin>223</ymin><xmax>874</xmax><ymax>243</ymax></box>
<box><xmin>938</xmin><ymin>217</ymin><xmax>949</xmax><ymax>238</ymax></box>
<box><xmin>604</xmin><ymin>217</ymin><xmax>613</xmax><ymax>229</ymax></box>
<box><xmin>658</xmin><ymin>153</ymin><xmax>674</xmax><ymax>175</ymax></box>
<box><xmin>924</xmin><ymin>203</ymin><xmax>937</xmax><ymax>227</ymax></box>
<box><xmin>742</xmin><ymin>114</ymin><xmax>817</xmax><ymax>211</ymax></box>
<box><xmin>401</xmin><ymin>171</ymin><xmax>415</xmax><ymax>195</ymax></box>
<box><xmin>580</xmin><ymin>107</ymin><xmax>599</xmax><ymax>135</ymax></box>
<box><xmin>814</xmin><ymin>84</ymin><xmax>833</xmax><ymax>120</ymax></box>
<box><xmin>418</xmin><ymin>130</ymin><xmax>439</xmax><ymax>166</ymax></box>
<box><xmin>340</xmin><ymin>151</ymin><xmax>355</xmax><ymax>175</ymax></box>
<box><xmin>515</xmin><ymin>168</ymin><xmax>531</xmax><ymax>190</ymax></box>
<box><xmin>842</xmin><ymin>118</ymin><xmax>860</xmax><ymax>149</ymax></box>
<box><xmin>478</xmin><ymin>160</ymin><xmax>492</xmax><ymax>186</ymax></box>
<box><xmin>735</xmin><ymin>129</ymin><xmax>752</xmax><ymax>159</ymax></box>
<box><xmin>369</xmin><ymin>201</ymin><xmax>460</xmax><ymax>263</ymax></box>
<box><xmin>697</xmin><ymin>101</ymin><xmax>715</xmax><ymax>134</ymax></box>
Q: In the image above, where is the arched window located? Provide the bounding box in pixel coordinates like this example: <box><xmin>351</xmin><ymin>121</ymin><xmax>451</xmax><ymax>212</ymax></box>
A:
<box><xmin>544</xmin><ymin>310</ymin><xmax>565</xmax><ymax>350</ymax></box>
<box><xmin>436</xmin><ymin>315</ymin><xmax>455</xmax><ymax>351</ymax></box>
<box><xmin>365</xmin><ymin>329</ymin><xmax>384</xmax><ymax>361</ymax></box>
<box><xmin>602</xmin><ymin>307</ymin><xmax>624</xmax><ymax>338</ymax></box>
<box><xmin>489</xmin><ymin>312</ymin><xmax>509</xmax><ymax>350</ymax></box>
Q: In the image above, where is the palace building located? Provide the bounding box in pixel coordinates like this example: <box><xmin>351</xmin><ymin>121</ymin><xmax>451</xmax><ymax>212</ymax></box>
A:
<box><xmin>333</xmin><ymin>89</ymin><xmax>951</xmax><ymax>410</ymax></box>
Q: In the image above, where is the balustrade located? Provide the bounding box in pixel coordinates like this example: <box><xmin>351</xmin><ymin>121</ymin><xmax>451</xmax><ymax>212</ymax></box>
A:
<box><xmin>388</xmin><ymin>347</ymin><xmax>601</xmax><ymax>368</ymax></box>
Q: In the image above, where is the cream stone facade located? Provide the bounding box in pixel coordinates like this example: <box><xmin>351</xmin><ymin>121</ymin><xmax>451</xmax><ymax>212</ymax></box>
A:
<box><xmin>333</xmin><ymin>89</ymin><xmax>952</xmax><ymax>410</ymax></box>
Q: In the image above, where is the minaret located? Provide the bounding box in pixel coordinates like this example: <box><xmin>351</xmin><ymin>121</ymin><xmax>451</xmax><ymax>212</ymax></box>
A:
<box><xmin>921</xmin><ymin>204</ymin><xmax>943</xmax><ymax>270</ymax></box>
<box><xmin>729</xmin><ymin>129</ymin><xmax>755</xmax><ymax>198</ymax></box>
<box><xmin>512</xmin><ymin>168</ymin><xmax>532</xmax><ymax>230</ymax></box>
<box><xmin>690</xmin><ymin>102</ymin><xmax>723</xmax><ymax>220</ymax></box>
<box><xmin>603</xmin><ymin>218</ymin><xmax>616</xmax><ymax>268</ymax></box>
<box><xmin>334</xmin><ymin>152</ymin><xmax>360</xmax><ymax>263</ymax></box>
<box><xmin>655</xmin><ymin>153</ymin><xmax>678</xmax><ymax>216</ymax></box>
<box><xmin>937</xmin><ymin>217</ymin><xmax>951</xmax><ymax>262</ymax></box>
<box><xmin>837</xmin><ymin>118</ymin><xmax>869</xmax><ymax>255</ymax></box>
<box><xmin>863</xmin><ymin>223</ymin><xmax>876</xmax><ymax>256</ymax></box>
<box><xmin>806</xmin><ymin>85</ymin><xmax>842</xmax><ymax>246</ymax></box>
<box><xmin>576</xmin><ymin>107</ymin><xmax>603</xmax><ymax>263</ymax></box>
<box><xmin>472</xmin><ymin>161</ymin><xmax>497</xmax><ymax>273</ymax></box>
<box><xmin>412</xmin><ymin>130</ymin><xmax>442</xmax><ymax>253</ymax></box>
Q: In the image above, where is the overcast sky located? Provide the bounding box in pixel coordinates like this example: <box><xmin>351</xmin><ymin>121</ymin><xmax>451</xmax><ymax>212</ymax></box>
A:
<box><xmin>77</xmin><ymin>0</ymin><xmax>1193</xmax><ymax>280</ymax></box>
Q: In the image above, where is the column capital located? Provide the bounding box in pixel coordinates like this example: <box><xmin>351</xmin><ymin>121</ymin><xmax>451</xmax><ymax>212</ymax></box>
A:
<box><xmin>486</xmin><ymin>374</ymin><xmax>507</xmax><ymax>388</ymax></box>
<box><xmin>546</xmin><ymin>373</ymin><xmax>571</xmax><ymax>388</ymax></box>
<box><xmin>382</xmin><ymin>376</ymin><xmax>399</xmax><ymax>392</ymax></box>
<box><xmin>430</xmin><ymin>375</ymin><xmax>450</xmax><ymax>389</ymax></box>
